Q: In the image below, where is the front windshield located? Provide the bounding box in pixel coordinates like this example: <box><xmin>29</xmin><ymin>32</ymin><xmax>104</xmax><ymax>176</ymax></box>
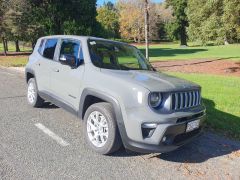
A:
<box><xmin>88</xmin><ymin>39</ymin><xmax>153</xmax><ymax>71</ymax></box>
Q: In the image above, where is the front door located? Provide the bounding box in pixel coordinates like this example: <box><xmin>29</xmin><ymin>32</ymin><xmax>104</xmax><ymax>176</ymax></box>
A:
<box><xmin>50</xmin><ymin>39</ymin><xmax>85</xmax><ymax>110</ymax></box>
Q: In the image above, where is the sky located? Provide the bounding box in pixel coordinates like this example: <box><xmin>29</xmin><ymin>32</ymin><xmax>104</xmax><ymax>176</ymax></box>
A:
<box><xmin>97</xmin><ymin>0</ymin><xmax>164</xmax><ymax>6</ymax></box>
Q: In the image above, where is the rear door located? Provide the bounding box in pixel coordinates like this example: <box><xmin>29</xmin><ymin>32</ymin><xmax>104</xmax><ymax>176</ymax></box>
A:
<box><xmin>50</xmin><ymin>38</ymin><xmax>85</xmax><ymax>109</ymax></box>
<box><xmin>35</xmin><ymin>38</ymin><xmax>58</xmax><ymax>92</ymax></box>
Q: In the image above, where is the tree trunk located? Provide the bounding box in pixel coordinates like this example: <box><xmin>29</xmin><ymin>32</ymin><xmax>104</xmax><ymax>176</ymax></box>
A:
<box><xmin>133</xmin><ymin>37</ymin><xmax>137</xmax><ymax>43</ymax></box>
<box><xmin>5</xmin><ymin>40</ymin><xmax>8</xmax><ymax>51</ymax></box>
<box><xmin>180</xmin><ymin>24</ymin><xmax>187</xmax><ymax>46</ymax></box>
<box><xmin>2</xmin><ymin>37</ymin><xmax>7</xmax><ymax>56</ymax></box>
<box><xmin>15</xmin><ymin>40</ymin><xmax>20</xmax><ymax>52</ymax></box>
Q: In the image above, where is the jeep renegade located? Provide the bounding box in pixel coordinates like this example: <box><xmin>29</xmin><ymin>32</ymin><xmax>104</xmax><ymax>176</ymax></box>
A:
<box><xmin>25</xmin><ymin>35</ymin><xmax>206</xmax><ymax>154</ymax></box>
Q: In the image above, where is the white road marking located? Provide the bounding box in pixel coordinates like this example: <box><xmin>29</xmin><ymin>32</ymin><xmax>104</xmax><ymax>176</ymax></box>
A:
<box><xmin>35</xmin><ymin>123</ymin><xmax>70</xmax><ymax>147</ymax></box>
<box><xmin>0</xmin><ymin>71</ymin><xmax>15</xmax><ymax>76</ymax></box>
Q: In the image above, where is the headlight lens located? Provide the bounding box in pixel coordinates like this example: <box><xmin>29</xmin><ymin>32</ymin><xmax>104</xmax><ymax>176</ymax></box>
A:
<box><xmin>149</xmin><ymin>92</ymin><xmax>162</xmax><ymax>108</ymax></box>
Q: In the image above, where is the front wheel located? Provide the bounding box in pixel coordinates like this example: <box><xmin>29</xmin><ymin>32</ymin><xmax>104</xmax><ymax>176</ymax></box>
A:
<box><xmin>84</xmin><ymin>102</ymin><xmax>122</xmax><ymax>155</ymax></box>
<box><xmin>27</xmin><ymin>78</ymin><xmax>44</xmax><ymax>107</ymax></box>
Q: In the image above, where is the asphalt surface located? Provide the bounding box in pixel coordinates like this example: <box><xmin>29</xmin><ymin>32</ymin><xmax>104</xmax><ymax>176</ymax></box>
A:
<box><xmin>0</xmin><ymin>67</ymin><xmax>240</xmax><ymax>180</ymax></box>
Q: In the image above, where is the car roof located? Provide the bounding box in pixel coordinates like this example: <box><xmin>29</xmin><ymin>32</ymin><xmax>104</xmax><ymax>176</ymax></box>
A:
<box><xmin>39</xmin><ymin>35</ymin><xmax>129</xmax><ymax>46</ymax></box>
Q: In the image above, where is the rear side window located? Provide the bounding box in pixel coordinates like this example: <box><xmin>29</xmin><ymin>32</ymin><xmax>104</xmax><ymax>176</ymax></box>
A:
<box><xmin>43</xmin><ymin>38</ymin><xmax>58</xmax><ymax>60</ymax></box>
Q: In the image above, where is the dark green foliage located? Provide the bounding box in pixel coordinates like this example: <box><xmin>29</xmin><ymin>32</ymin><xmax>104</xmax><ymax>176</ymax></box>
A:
<box><xmin>187</xmin><ymin>0</ymin><xmax>240</xmax><ymax>45</ymax></box>
<box><xmin>0</xmin><ymin>0</ymin><xmax>98</xmax><ymax>49</ymax></box>
<box><xmin>165</xmin><ymin>0</ymin><xmax>188</xmax><ymax>45</ymax></box>
<box><xmin>164</xmin><ymin>21</ymin><xmax>179</xmax><ymax>41</ymax></box>
<box><xmin>27</xmin><ymin>0</ymin><xmax>98</xmax><ymax>36</ymax></box>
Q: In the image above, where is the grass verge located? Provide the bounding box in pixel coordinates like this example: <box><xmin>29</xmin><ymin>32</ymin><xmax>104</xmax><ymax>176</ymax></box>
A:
<box><xmin>0</xmin><ymin>56</ymin><xmax>28</xmax><ymax>67</ymax></box>
<box><xmin>166</xmin><ymin>72</ymin><xmax>240</xmax><ymax>140</ymax></box>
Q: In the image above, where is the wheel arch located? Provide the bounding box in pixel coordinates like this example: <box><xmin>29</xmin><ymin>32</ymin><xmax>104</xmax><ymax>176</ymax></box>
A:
<box><xmin>79</xmin><ymin>88</ymin><xmax>129</xmax><ymax>146</ymax></box>
<box><xmin>79</xmin><ymin>88</ymin><xmax>120</xmax><ymax>120</ymax></box>
<box><xmin>25</xmin><ymin>68</ymin><xmax>35</xmax><ymax>83</ymax></box>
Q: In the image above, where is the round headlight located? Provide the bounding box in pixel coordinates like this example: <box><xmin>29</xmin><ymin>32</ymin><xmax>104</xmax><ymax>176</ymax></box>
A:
<box><xmin>149</xmin><ymin>92</ymin><xmax>162</xmax><ymax>108</ymax></box>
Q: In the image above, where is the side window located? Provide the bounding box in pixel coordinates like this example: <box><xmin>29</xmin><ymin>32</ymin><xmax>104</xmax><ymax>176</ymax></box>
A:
<box><xmin>43</xmin><ymin>38</ymin><xmax>58</xmax><ymax>60</ymax></box>
<box><xmin>59</xmin><ymin>39</ymin><xmax>83</xmax><ymax>66</ymax></box>
<box><xmin>38</xmin><ymin>39</ymin><xmax>45</xmax><ymax>55</ymax></box>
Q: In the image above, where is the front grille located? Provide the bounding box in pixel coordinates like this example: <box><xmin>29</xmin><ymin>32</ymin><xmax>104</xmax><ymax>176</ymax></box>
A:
<box><xmin>171</xmin><ymin>90</ymin><xmax>201</xmax><ymax>110</ymax></box>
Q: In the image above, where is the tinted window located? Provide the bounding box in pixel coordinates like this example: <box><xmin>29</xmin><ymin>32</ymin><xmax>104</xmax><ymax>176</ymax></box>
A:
<box><xmin>60</xmin><ymin>40</ymin><xmax>83</xmax><ymax>66</ymax></box>
<box><xmin>43</xmin><ymin>39</ymin><xmax>58</xmax><ymax>59</ymax></box>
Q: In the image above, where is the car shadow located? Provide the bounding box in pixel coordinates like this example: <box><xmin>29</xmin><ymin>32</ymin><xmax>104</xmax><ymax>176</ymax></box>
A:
<box><xmin>112</xmin><ymin>98</ymin><xmax>240</xmax><ymax>163</ymax></box>
<box><xmin>40</xmin><ymin>102</ymin><xmax>59</xmax><ymax>109</ymax></box>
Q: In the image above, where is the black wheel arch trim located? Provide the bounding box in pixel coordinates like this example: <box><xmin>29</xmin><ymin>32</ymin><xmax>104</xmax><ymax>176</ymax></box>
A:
<box><xmin>25</xmin><ymin>67</ymin><xmax>35</xmax><ymax>83</ymax></box>
<box><xmin>79</xmin><ymin>88</ymin><xmax>132</xmax><ymax>149</ymax></box>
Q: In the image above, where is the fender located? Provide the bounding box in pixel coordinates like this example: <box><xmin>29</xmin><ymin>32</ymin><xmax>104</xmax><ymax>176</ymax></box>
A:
<box><xmin>79</xmin><ymin>88</ymin><xmax>130</xmax><ymax>148</ymax></box>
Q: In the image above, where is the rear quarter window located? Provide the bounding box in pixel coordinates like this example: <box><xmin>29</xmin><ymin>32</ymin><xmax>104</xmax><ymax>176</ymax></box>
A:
<box><xmin>42</xmin><ymin>38</ymin><xmax>58</xmax><ymax>60</ymax></box>
<box><xmin>38</xmin><ymin>39</ymin><xmax>45</xmax><ymax>55</ymax></box>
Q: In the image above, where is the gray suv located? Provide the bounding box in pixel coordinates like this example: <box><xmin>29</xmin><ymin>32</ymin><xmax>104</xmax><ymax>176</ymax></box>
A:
<box><xmin>25</xmin><ymin>35</ymin><xmax>206</xmax><ymax>154</ymax></box>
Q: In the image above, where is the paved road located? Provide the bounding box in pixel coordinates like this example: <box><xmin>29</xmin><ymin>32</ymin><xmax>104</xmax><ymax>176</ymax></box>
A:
<box><xmin>0</xmin><ymin>67</ymin><xmax>240</xmax><ymax>180</ymax></box>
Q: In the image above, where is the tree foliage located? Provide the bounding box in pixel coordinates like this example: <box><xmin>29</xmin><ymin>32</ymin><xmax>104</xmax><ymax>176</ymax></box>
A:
<box><xmin>96</xmin><ymin>2</ymin><xmax>120</xmax><ymax>38</ymax></box>
<box><xmin>222</xmin><ymin>0</ymin><xmax>240</xmax><ymax>43</ymax></box>
<box><xmin>117</xmin><ymin>0</ymin><xmax>161</xmax><ymax>42</ymax></box>
<box><xmin>165</xmin><ymin>0</ymin><xmax>188</xmax><ymax>45</ymax></box>
<box><xmin>187</xmin><ymin>0</ymin><xmax>240</xmax><ymax>45</ymax></box>
<box><xmin>0</xmin><ymin>0</ymin><xmax>98</xmax><ymax>49</ymax></box>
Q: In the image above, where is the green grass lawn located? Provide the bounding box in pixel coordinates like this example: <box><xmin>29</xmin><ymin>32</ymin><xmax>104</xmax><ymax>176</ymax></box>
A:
<box><xmin>137</xmin><ymin>43</ymin><xmax>240</xmax><ymax>61</ymax></box>
<box><xmin>166</xmin><ymin>72</ymin><xmax>240</xmax><ymax>139</ymax></box>
<box><xmin>0</xmin><ymin>42</ymin><xmax>32</xmax><ymax>52</ymax></box>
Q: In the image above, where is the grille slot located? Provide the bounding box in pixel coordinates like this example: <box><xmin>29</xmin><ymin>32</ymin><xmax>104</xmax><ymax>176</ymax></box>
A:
<box><xmin>171</xmin><ymin>90</ymin><xmax>201</xmax><ymax>110</ymax></box>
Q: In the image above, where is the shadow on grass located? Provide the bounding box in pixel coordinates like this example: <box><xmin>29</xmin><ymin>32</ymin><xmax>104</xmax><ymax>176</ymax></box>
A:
<box><xmin>113</xmin><ymin>98</ymin><xmax>240</xmax><ymax>163</ymax></box>
<box><xmin>140</xmin><ymin>48</ymin><xmax>208</xmax><ymax>58</ymax></box>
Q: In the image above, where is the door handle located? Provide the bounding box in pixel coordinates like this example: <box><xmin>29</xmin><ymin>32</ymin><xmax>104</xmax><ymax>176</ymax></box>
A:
<box><xmin>53</xmin><ymin>68</ymin><xmax>59</xmax><ymax>72</ymax></box>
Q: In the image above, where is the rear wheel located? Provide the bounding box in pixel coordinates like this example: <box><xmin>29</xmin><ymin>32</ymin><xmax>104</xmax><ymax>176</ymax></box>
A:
<box><xmin>84</xmin><ymin>102</ymin><xmax>122</xmax><ymax>155</ymax></box>
<box><xmin>27</xmin><ymin>78</ymin><xmax>44</xmax><ymax>107</ymax></box>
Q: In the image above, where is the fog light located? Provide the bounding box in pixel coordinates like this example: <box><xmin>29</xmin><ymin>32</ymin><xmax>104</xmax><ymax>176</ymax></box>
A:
<box><xmin>141</xmin><ymin>123</ymin><xmax>157</xmax><ymax>138</ymax></box>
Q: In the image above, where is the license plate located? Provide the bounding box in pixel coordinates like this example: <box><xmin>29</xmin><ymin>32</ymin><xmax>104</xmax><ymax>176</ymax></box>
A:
<box><xmin>186</xmin><ymin>119</ymin><xmax>200</xmax><ymax>132</ymax></box>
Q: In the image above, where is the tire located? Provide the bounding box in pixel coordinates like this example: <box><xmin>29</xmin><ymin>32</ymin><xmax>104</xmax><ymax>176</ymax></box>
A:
<box><xmin>84</xmin><ymin>102</ymin><xmax>122</xmax><ymax>155</ymax></box>
<box><xmin>27</xmin><ymin>78</ymin><xmax>44</xmax><ymax>107</ymax></box>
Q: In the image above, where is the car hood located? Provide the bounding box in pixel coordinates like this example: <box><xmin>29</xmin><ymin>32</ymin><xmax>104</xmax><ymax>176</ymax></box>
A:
<box><xmin>101</xmin><ymin>69</ymin><xmax>200</xmax><ymax>92</ymax></box>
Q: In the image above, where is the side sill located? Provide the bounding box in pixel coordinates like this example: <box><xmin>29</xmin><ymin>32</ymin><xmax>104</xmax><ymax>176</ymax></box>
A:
<box><xmin>39</xmin><ymin>91</ymin><xmax>78</xmax><ymax>117</ymax></box>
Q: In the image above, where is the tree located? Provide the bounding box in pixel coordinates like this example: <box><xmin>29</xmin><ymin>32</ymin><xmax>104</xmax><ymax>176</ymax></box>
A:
<box><xmin>27</xmin><ymin>0</ymin><xmax>98</xmax><ymax>36</ymax></box>
<box><xmin>96</xmin><ymin>2</ymin><xmax>120</xmax><ymax>38</ymax></box>
<box><xmin>187</xmin><ymin>0</ymin><xmax>224</xmax><ymax>45</ymax></box>
<box><xmin>154</xmin><ymin>3</ymin><xmax>173</xmax><ymax>40</ymax></box>
<box><xmin>117</xmin><ymin>0</ymin><xmax>160</xmax><ymax>42</ymax></box>
<box><xmin>187</xmin><ymin>0</ymin><xmax>240</xmax><ymax>45</ymax></box>
<box><xmin>0</xmin><ymin>0</ymin><xmax>9</xmax><ymax>55</ymax></box>
<box><xmin>222</xmin><ymin>0</ymin><xmax>240</xmax><ymax>43</ymax></box>
<box><xmin>166</xmin><ymin>0</ymin><xmax>188</xmax><ymax>46</ymax></box>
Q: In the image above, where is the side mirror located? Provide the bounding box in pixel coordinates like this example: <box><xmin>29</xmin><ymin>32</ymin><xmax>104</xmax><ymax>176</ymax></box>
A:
<box><xmin>59</xmin><ymin>54</ymin><xmax>76</xmax><ymax>68</ymax></box>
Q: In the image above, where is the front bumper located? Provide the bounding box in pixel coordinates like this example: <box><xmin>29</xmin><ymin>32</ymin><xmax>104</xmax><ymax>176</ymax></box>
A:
<box><xmin>121</xmin><ymin>106</ymin><xmax>206</xmax><ymax>153</ymax></box>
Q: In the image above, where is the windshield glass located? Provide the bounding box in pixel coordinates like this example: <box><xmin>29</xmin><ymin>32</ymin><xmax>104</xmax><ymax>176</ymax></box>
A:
<box><xmin>88</xmin><ymin>39</ymin><xmax>153</xmax><ymax>71</ymax></box>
